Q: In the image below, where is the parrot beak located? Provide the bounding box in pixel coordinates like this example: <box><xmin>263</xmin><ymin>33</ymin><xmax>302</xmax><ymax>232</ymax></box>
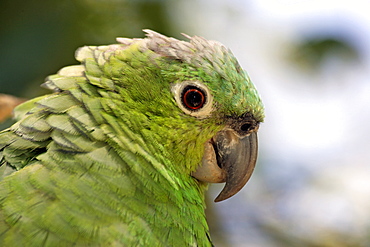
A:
<box><xmin>192</xmin><ymin>129</ymin><xmax>258</xmax><ymax>202</ymax></box>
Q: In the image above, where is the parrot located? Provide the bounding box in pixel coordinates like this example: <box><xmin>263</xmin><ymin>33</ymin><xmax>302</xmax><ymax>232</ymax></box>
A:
<box><xmin>0</xmin><ymin>30</ymin><xmax>264</xmax><ymax>246</ymax></box>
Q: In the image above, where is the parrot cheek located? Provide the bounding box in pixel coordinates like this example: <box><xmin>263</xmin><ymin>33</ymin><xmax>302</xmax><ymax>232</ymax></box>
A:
<box><xmin>192</xmin><ymin>129</ymin><xmax>258</xmax><ymax>202</ymax></box>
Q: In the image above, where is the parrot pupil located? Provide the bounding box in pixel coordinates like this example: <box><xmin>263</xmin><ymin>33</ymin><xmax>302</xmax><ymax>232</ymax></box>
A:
<box><xmin>182</xmin><ymin>86</ymin><xmax>206</xmax><ymax>110</ymax></box>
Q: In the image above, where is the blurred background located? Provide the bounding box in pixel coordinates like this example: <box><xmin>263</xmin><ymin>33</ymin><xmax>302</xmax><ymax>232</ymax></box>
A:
<box><xmin>1</xmin><ymin>0</ymin><xmax>370</xmax><ymax>246</ymax></box>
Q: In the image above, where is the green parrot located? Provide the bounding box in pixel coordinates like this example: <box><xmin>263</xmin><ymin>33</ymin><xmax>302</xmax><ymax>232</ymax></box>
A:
<box><xmin>0</xmin><ymin>30</ymin><xmax>264</xmax><ymax>246</ymax></box>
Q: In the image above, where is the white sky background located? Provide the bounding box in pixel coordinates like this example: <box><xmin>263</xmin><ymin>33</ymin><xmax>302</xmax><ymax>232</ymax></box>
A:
<box><xmin>170</xmin><ymin>0</ymin><xmax>370</xmax><ymax>246</ymax></box>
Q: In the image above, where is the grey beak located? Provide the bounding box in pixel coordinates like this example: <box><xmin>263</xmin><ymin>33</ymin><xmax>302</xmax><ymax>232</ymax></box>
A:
<box><xmin>213</xmin><ymin>130</ymin><xmax>258</xmax><ymax>202</ymax></box>
<box><xmin>192</xmin><ymin>129</ymin><xmax>258</xmax><ymax>202</ymax></box>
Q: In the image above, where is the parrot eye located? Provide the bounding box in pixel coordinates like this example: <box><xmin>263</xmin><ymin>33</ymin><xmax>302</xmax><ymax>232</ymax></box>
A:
<box><xmin>171</xmin><ymin>81</ymin><xmax>214</xmax><ymax>118</ymax></box>
<box><xmin>181</xmin><ymin>86</ymin><xmax>206</xmax><ymax>110</ymax></box>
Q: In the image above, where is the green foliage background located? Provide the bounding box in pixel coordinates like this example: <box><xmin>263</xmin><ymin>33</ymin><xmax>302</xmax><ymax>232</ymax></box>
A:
<box><xmin>0</xmin><ymin>0</ymin><xmax>174</xmax><ymax>97</ymax></box>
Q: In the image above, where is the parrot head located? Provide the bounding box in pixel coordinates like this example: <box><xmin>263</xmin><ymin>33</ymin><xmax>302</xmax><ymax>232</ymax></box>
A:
<box><xmin>93</xmin><ymin>30</ymin><xmax>265</xmax><ymax>202</ymax></box>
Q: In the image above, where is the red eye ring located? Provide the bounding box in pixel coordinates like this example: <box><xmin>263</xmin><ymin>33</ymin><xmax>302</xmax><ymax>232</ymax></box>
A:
<box><xmin>182</xmin><ymin>86</ymin><xmax>206</xmax><ymax>110</ymax></box>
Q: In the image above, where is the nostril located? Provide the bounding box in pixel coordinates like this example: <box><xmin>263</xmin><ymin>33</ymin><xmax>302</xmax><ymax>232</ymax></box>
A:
<box><xmin>228</xmin><ymin>114</ymin><xmax>259</xmax><ymax>137</ymax></box>
<box><xmin>240</xmin><ymin>123</ymin><xmax>252</xmax><ymax>132</ymax></box>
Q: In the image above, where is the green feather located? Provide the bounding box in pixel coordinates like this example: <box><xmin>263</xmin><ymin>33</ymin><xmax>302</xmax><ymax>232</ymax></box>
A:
<box><xmin>0</xmin><ymin>30</ymin><xmax>264</xmax><ymax>246</ymax></box>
